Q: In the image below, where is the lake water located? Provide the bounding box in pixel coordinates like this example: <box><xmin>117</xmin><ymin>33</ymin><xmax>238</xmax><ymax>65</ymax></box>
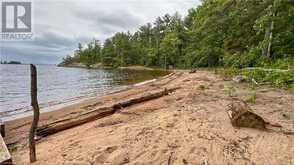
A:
<box><xmin>0</xmin><ymin>65</ymin><xmax>167</xmax><ymax>121</ymax></box>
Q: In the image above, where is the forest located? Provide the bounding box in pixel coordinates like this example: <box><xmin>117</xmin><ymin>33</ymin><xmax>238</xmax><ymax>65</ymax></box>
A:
<box><xmin>61</xmin><ymin>0</ymin><xmax>293</xmax><ymax>74</ymax></box>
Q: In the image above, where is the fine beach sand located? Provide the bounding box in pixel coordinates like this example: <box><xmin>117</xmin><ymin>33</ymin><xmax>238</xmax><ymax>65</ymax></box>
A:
<box><xmin>4</xmin><ymin>71</ymin><xmax>294</xmax><ymax>165</ymax></box>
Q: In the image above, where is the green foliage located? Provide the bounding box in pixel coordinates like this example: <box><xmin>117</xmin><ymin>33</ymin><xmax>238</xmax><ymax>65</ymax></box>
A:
<box><xmin>246</xmin><ymin>92</ymin><xmax>257</xmax><ymax>104</ymax></box>
<box><xmin>61</xmin><ymin>0</ymin><xmax>293</xmax><ymax>90</ymax></box>
<box><xmin>242</xmin><ymin>69</ymin><xmax>294</xmax><ymax>88</ymax></box>
<box><xmin>218</xmin><ymin>67</ymin><xmax>294</xmax><ymax>90</ymax></box>
<box><xmin>223</xmin><ymin>48</ymin><xmax>265</xmax><ymax>68</ymax></box>
<box><xmin>197</xmin><ymin>84</ymin><xmax>209</xmax><ymax>91</ymax></box>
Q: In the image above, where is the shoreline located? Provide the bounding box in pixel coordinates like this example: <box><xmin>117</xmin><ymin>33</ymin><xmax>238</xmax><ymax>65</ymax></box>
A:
<box><xmin>4</xmin><ymin>72</ymin><xmax>176</xmax><ymax>145</ymax></box>
<box><xmin>2</xmin><ymin>72</ymin><xmax>172</xmax><ymax>122</ymax></box>
<box><xmin>5</xmin><ymin>70</ymin><xmax>294</xmax><ymax>165</ymax></box>
<box><xmin>1</xmin><ymin>86</ymin><xmax>129</xmax><ymax>123</ymax></box>
<box><xmin>1</xmin><ymin>66</ymin><xmax>170</xmax><ymax>122</ymax></box>
<box><xmin>58</xmin><ymin>63</ymin><xmax>161</xmax><ymax>71</ymax></box>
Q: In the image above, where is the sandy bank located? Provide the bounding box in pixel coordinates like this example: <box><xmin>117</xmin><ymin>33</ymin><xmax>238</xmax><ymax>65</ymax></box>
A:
<box><xmin>5</xmin><ymin>71</ymin><xmax>294</xmax><ymax>165</ymax></box>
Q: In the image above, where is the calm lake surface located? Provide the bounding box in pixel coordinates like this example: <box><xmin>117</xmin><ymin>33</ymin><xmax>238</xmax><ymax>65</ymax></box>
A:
<box><xmin>0</xmin><ymin>64</ymin><xmax>168</xmax><ymax>121</ymax></box>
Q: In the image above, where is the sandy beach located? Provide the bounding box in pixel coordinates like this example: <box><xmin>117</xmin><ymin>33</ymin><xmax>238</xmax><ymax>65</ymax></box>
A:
<box><xmin>4</xmin><ymin>71</ymin><xmax>294</xmax><ymax>165</ymax></box>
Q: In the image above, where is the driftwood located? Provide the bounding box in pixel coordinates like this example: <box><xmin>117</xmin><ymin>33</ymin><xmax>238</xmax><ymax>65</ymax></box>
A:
<box><xmin>36</xmin><ymin>87</ymin><xmax>179</xmax><ymax>138</ymax></box>
<box><xmin>29</xmin><ymin>64</ymin><xmax>40</xmax><ymax>163</ymax></box>
<box><xmin>0</xmin><ymin>134</ymin><xmax>12</xmax><ymax>165</ymax></box>
<box><xmin>151</xmin><ymin>72</ymin><xmax>183</xmax><ymax>87</ymax></box>
<box><xmin>243</xmin><ymin>67</ymin><xmax>292</xmax><ymax>73</ymax></box>
<box><xmin>227</xmin><ymin>100</ymin><xmax>266</xmax><ymax>129</ymax></box>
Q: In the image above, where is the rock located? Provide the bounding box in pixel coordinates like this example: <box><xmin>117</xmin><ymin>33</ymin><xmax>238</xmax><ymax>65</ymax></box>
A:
<box><xmin>232</xmin><ymin>75</ymin><xmax>246</xmax><ymax>83</ymax></box>
<box><xmin>189</xmin><ymin>69</ymin><xmax>197</xmax><ymax>74</ymax></box>
<box><xmin>0</xmin><ymin>135</ymin><xmax>12</xmax><ymax>165</ymax></box>
<box><xmin>227</xmin><ymin>100</ymin><xmax>266</xmax><ymax>129</ymax></box>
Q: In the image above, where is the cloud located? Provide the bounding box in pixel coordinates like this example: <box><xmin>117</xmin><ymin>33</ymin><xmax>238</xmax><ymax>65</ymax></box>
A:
<box><xmin>0</xmin><ymin>0</ymin><xmax>200</xmax><ymax>64</ymax></box>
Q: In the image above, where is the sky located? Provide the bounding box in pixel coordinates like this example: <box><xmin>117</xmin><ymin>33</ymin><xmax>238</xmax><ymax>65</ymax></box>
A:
<box><xmin>0</xmin><ymin>0</ymin><xmax>200</xmax><ymax>64</ymax></box>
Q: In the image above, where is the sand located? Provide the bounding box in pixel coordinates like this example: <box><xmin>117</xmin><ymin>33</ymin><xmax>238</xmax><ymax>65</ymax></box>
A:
<box><xmin>4</xmin><ymin>71</ymin><xmax>294</xmax><ymax>165</ymax></box>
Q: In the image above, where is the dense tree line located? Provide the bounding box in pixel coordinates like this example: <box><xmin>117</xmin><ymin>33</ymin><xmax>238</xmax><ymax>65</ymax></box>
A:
<box><xmin>61</xmin><ymin>0</ymin><xmax>294</xmax><ymax>69</ymax></box>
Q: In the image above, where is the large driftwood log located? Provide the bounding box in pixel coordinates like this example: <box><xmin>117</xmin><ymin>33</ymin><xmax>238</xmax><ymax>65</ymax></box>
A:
<box><xmin>227</xmin><ymin>100</ymin><xmax>266</xmax><ymax>129</ymax></box>
<box><xmin>36</xmin><ymin>87</ymin><xmax>179</xmax><ymax>138</ymax></box>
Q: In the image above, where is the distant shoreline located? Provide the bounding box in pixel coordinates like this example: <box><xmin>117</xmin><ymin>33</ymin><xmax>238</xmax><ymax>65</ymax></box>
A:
<box><xmin>59</xmin><ymin>62</ymin><xmax>162</xmax><ymax>71</ymax></box>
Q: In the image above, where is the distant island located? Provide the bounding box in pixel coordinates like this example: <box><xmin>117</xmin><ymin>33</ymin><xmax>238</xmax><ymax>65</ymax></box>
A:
<box><xmin>0</xmin><ymin>61</ymin><xmax>22</xmax><ymax>65</ymax></box>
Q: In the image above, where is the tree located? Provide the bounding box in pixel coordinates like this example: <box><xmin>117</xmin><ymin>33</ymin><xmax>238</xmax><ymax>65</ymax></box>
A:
<box><xmin>61</xmin><ymin>0</ymin><xmax>294</xmax><ymax>69</ymax></box>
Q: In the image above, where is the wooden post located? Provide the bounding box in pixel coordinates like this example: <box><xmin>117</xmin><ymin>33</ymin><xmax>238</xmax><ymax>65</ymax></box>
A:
<box><xmin>29</xmin><ymin>64</ymin><xmax>40</xmax><ymax>163</ymax></box>
<box><xmin>0</xmin><ymin>121</ymin><xmax>5</xmax><ymax>137</ymax></box>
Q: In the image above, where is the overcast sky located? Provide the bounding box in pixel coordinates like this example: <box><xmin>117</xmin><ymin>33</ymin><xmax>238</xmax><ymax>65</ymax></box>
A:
<box><xmin>0</xmin><ymin>0</ymin><xmax>200</xmax><ymax>64</ymax></box>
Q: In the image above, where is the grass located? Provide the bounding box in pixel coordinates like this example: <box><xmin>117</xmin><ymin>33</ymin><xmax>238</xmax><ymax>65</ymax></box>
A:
<box><xmin>246</xmin><ymin>92</ymin><xmax>257</xmax><ymax>104</ymax></box>
<box><xmin>215</xmin><ymin>67</ymin><xmax>294</xmax><ymax>93</ymax></box>
<box><xmin>221</xmin><ymin>86</ymin><xmax>236</xmax><ymax>97</ymax></box>
<box><xmin>197</xmin><ymin>84</ymin><xmax>210</xmax><ymax>91</ymax></box>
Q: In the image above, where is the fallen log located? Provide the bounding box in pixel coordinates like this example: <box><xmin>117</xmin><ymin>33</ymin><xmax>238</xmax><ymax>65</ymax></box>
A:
<box><xmin>36</xmin><ymin>87</ymin><xmax>179</xmax><ymax>138</ymax></box>
<box><xmin>227</xmin><ymin>100</ymin><xmax>266</xmax><ymax>129</ymax></box>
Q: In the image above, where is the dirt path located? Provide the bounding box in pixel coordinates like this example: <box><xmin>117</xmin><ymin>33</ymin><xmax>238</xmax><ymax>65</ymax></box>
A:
<box><xmin>8</xmin><ymin>71</ymin><xmax>294</xmax><ymax>165</ymax></box>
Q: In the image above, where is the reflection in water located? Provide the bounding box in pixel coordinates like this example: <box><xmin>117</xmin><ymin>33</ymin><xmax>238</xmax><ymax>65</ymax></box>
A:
<box><xmin>0</xmin><ymin>65</ymin><xmax>168</xmax><ymax>121</ymax></box>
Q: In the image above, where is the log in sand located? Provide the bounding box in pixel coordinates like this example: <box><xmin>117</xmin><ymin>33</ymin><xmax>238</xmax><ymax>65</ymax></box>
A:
<box><xmin>36</xmin><ymin>87</ymin><xmax>179</xmax><ymax>138</ymax></box>
<box><xmin>227</xmin><ymin>100</ymin><xmax>267</xmax><ymax>129</ymax></box>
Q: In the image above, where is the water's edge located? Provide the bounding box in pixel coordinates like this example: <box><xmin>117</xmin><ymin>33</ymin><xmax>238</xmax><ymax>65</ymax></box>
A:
<box><xmin>1</xmin><ymin>77</ymin><xmax>162</xmax><ymax>122</ymax></box>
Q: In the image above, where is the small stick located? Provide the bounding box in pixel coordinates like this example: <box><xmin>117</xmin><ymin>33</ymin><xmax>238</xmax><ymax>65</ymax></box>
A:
<box><xmin>168</xmin><ymin>152</ymin><xmax>174</xmax><ymax>165</ymax></box>
<box><xmin>204</xmin><ymin>159</ymin><xmax>208</xmax><ymax>165</ymax></box>
<box><xmin>29</xmin><ymin>64</ymin><xmax>40</xmax><ymax>163</ymax></box>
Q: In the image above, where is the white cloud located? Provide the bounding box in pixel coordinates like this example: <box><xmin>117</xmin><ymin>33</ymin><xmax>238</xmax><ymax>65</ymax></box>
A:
<box><xmin>0</xmin><ymin>0</ymin><xmax>200</xmax><ymax>64</ymax></box>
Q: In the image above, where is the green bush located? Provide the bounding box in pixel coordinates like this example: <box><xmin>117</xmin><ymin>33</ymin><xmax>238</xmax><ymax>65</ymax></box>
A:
<box><xmin>195</xmin><ymin>47</ymin><xmax>223</xmax><ymax>67</ymax></box>
<box><xmin>259</xmin><ymin>58</ymin><xmax>294</xmax><ymax>70</ymax></box>
<box><xmin>216</xmin><ymin>67</ymin><xmax>294</xmax><ymax>90</ymax></box>
<box><xmin>223</xmin><ymin>48</ymin><xmax>265</xmax><ymax>68</ymax></box>
<box><xmin>241</xmin><ymin>69</ymin><xmax>294</xmax><ymax>88</ymax></box>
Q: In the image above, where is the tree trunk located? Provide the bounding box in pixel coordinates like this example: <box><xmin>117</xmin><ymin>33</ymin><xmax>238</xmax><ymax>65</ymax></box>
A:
<box><xmin>29</xmin><ymin>64</ymin><xmax>40</xmax><ymax>163</ymax></box>
<box><xmin>263</xmin><ymin>9</ymin><xmax>276</xmax><ymax>57</ymax></box>
<box><xmin>266</xmin><ymin>19</ymin><xmax>274</xmax><ymax>57</ymax></box>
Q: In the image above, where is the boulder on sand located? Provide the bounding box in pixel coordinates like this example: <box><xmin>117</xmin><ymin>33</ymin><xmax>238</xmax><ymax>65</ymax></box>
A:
<box><xmin>232</xmin><ymin>75</ymin><xmax>246</xmax><ymax>83</ymax></box>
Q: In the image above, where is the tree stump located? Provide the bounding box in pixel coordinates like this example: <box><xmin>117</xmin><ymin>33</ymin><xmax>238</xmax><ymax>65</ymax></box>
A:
<box><xmin>227</xmin><ymin>100</ymin><xmax>266</xmax><ymax>129</ymax></box>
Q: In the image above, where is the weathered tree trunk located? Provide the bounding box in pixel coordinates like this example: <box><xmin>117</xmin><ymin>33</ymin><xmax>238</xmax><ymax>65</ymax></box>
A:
<box><xmin>263</xmin><ymin>8</ymin><xmax>276</xmax><ymax>58</ymax></box>
<box><xmin>262</xmin><ymin>22</ymin><xmax>270</xmax><ymax>57</ymax></box>
<box><xmin>266</xmin><ymin>19</ymin><xmax>274</xmax><ymax>57</ymax></box>
<box><xmin>36</xmin><ymin>87</ymin><xmax>179</xmax><ymax>138</ymax></box>
<box><xmin>227</xmin><ymin>100</ymin><xmax>266</xmax><ymax>129</ymax></box>
<box><xmin>29</xmin><ymin>64</ymin><xmax>40</xmax><ymax>163</ymax></box>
